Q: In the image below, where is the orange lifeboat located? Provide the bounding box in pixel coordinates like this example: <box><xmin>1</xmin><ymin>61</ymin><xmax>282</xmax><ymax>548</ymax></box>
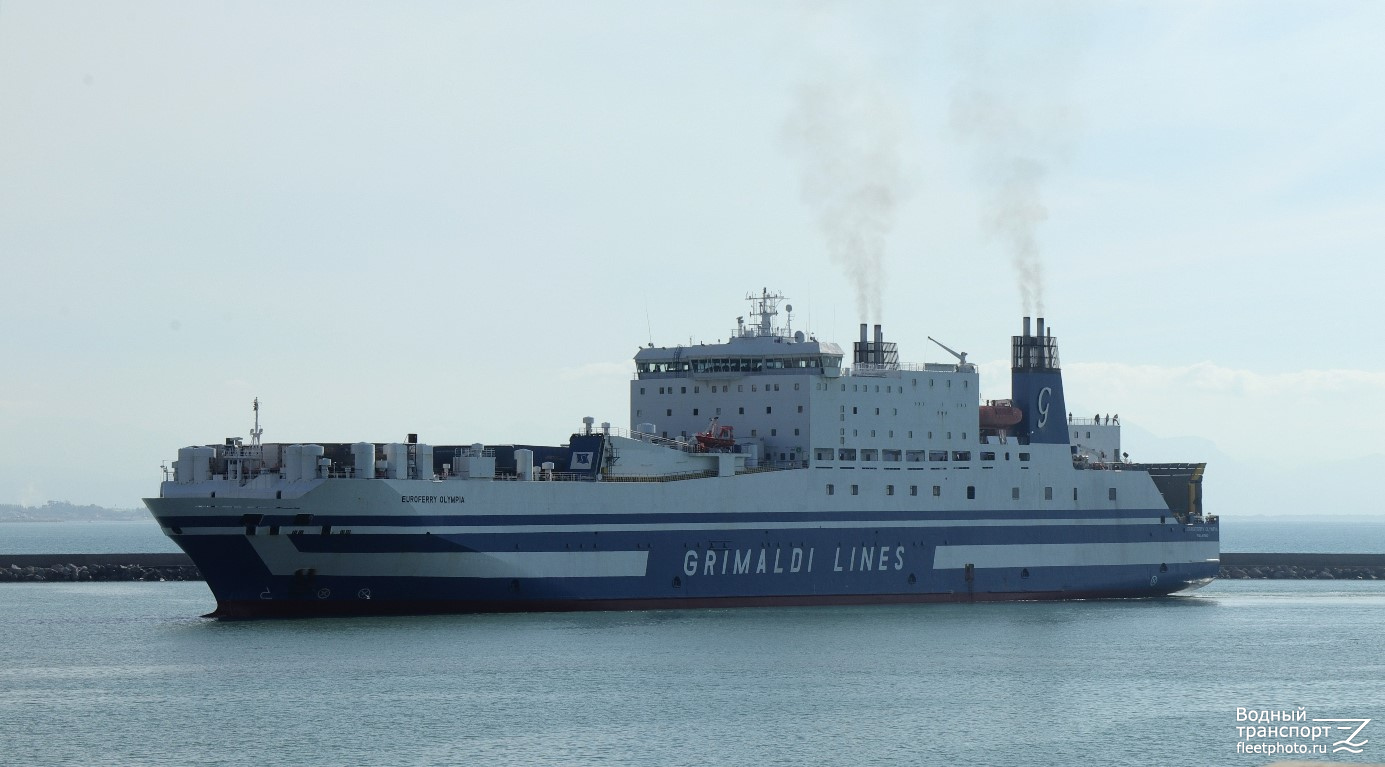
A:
<box><xmin>979</xmin><ymin>401</ymin><xmax>1023</xmax><ymax>429</ymax></box>
<box><xmin>694</xmin><ymin>418</ymin><xmax>736</xmax><ymax>451</ymax></box>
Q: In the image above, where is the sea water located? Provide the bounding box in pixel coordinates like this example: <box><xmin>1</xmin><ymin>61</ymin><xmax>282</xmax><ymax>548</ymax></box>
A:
<box><xmin>1</xmin><ymin>580</ymin><xmax>1381</xmax><ymax>766</ymax></box>
<box><xmin>0</xmin><ymin>520</ymin><xmax>181</xmax><ymax>554</ymax></box>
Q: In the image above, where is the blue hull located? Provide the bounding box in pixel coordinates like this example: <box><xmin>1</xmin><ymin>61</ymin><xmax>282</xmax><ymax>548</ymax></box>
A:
<box><xmin>151</xmin><ymin>507</ymin><xmax>1220</xmax><ymax>619</ymax></box>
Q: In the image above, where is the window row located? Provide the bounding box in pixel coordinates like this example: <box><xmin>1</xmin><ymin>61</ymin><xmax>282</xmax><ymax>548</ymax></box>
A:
<box><xmin>637</xmin><ymin>357</ymin><xmax>833</xmax><ymax>375</ymax></box>
<box><xmin>825</xmin><ymin>484</ymin><xmax>1119</xmax><ymax>501</ymax></box>
<box><xmin>814</xmin><ymin>448</ymin><xmax>1030</xmax><ymax>463</ymax></box>
<box><xmin>642</xmin><ymin>383</ymin><xmax>800</xmax><ymax>395</ymax></box>
<box><xmin>820</xmin><ymin>379</ymin><xmax>970</xmax><ymax>392</ymax></box>
<box><xmin>636</xmin><ymin>405</ymin><xmax>803</xmax><ymax>418</ymax></box>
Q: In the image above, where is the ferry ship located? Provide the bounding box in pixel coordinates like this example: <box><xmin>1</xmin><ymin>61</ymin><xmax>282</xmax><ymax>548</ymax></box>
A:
<box><xmin>145</xmin><ymin>290</ymin><xmax>1219</xmax><ymax>618</ymax></box>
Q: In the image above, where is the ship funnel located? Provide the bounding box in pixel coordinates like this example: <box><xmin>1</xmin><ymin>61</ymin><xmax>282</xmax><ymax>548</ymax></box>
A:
<box><xmin>874</xmin><ymin>324</ymin><xmax>883</xmax><ymax>364</ymax></box>
<box><xmin>1011</xmin><ymin>317</ymin><xmax>1067</xmax><ymax>446</ymax></box>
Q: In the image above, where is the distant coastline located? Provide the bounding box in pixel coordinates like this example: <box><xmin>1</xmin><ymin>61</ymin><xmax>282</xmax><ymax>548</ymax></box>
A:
<box><xmin>0</xmin><ymin>502</ymin><xmax>145</xmax><ymax>523</ymax></box>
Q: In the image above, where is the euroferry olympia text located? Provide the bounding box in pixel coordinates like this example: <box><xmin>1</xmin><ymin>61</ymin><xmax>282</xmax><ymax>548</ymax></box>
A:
<box><xmin>146</xmin><ymin>289</ymin><xmax>1219</xmax><ymax>618</ymax></box>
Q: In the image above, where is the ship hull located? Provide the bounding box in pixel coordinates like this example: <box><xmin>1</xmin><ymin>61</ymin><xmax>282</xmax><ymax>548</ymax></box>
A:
<box><xmin>146</xmin><ymin>475</ymin><xmax>1219</xmax><ymax>619</ymax></box>
<box><xmin>207</xmin><ymin>584</ymin><xmax>1216</xmax><ymax>620</ymax></box>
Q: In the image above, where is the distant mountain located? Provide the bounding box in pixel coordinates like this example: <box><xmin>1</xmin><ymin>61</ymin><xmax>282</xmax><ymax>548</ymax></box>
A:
<box><xmin>0</xmin><ymin>501</ymin><xmax>145</xmax><ymax>522</ymax></box>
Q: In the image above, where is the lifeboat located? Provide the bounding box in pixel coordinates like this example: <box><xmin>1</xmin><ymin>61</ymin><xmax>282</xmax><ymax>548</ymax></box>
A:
<box><xmin>979</xmin><ymin>401</ymin><xmax>1023</xmax><ymax>429</ymax></box>
<box><xmin>695</xmin><ymin>418</ymin><xmax>736</xmax><ymax>451</ymax></box>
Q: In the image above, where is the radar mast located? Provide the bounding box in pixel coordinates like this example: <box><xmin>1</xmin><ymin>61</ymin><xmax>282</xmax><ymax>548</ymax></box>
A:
<box><xmin>250</xmin><ymin>398</ymin><xmax>263</xmax><ymax>448</ymax></box>
<box><xmin>742</xmin><ymin>287</ymin><xmax>787</xmax><ymax>338</ymax></box>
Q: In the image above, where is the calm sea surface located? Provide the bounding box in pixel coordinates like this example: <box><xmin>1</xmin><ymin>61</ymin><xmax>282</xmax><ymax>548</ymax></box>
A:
<box><xmin>1</xmin><ymin>580</ymin><xmax>1382</xmax><ymax>766</ymax></box>
<box><xmin>4</xmin><ymin>518</ymin><xmax>1384</xmax><ymax>765</ymax></box>
<box><xmin>3</xmin><ymin>517</ymin><xmax>1385</xmax><ymax>555</ymax></box>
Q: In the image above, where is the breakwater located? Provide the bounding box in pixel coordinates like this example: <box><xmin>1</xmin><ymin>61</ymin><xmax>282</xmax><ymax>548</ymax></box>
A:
<box><xmin>1219</xmin><ymin>553</ymin><xmax>1385</xmax><ymax>580</ymax></box>
<box><xmin>3</xmin><ymin>553</ymin><xmax>1385</xmax><ymax>583</ymax></box>
<box><xmin>1</xmin><ymin>553</ymin><xmax>200</xmax><ymax>582</ymax></box>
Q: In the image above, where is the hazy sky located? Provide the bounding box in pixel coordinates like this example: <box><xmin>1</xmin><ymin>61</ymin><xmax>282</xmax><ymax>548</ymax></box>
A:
<box><xmin>2</xmin><ymin>1</ymin><xmax>1382</xmax><ymax>515</ymax></box>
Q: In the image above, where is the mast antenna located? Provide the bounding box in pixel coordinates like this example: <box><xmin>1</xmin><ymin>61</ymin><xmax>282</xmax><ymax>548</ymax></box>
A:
<box><xmin>744</xmin><ymin>287</ymin><xmax>786</xmax><ymax>337</ymax></box>
<box><xmin>250</xmin><ymin>398</ymin><xmax>263</xmax><ymax>448</ymax></box>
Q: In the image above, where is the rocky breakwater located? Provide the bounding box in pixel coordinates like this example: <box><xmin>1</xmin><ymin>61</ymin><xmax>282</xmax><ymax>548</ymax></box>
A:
<box><xmin>0</xmin><ymin>553</ymin><xmax>201</xmax><ymax>582</ymax></box>
<box><xmin>1219</xmin><ymin>553</ymin><xmax>1385</xmax><ymax>580</ymax></box>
